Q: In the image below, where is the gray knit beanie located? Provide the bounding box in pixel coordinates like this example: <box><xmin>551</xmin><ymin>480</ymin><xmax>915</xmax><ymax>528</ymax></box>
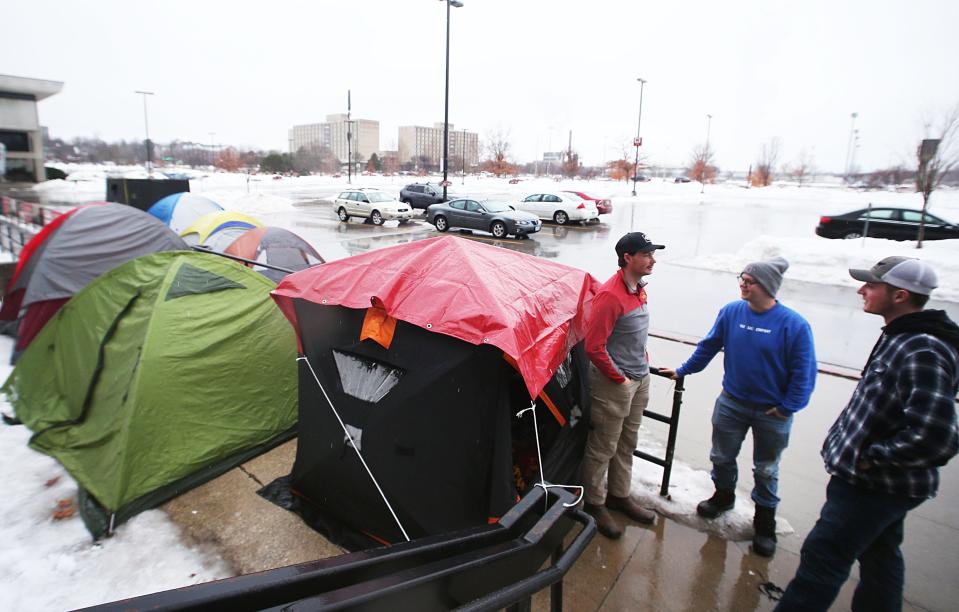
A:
<box><xmin>742</xmin><ymin>257</ymin><xmax>789</xmax><ymax>297</ymax></box>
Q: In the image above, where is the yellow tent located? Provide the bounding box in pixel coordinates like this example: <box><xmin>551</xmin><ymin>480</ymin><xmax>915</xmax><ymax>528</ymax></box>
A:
<box><xmin>180</xmin><ymin>210</ymin><xmax>262</xmax><ymax>251</ymax></box>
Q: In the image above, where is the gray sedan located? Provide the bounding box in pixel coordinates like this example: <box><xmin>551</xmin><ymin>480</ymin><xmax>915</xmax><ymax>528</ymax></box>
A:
<box><xmin>427</xmin><ymin>199</ymin><xmax>542</xmax><ymax>239</ymax></box>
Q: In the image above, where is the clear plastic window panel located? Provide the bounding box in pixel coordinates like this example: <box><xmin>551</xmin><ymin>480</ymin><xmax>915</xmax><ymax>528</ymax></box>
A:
<box><xmin>554</xmin><ymin>353</ymin><xmax>573</xmax><ymax>389</ymax></box>
<box><xmin>332</xmin><ymin>350</ymin><xmax>404</xmax><ymax>403</ymax></box>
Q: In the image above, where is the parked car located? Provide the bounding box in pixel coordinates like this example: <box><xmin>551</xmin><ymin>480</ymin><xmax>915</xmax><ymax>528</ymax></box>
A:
<box><xmin>513</xmin><ymin>192</ymin><xmax>599</xmax><ymax>225</ymax></box>
<box><xmin>334</xmin><ymin>188</ymin><xmax>414</xmax><ymax>226</ymax></box>
<box><xmin>400</xmin><ymin>183</ymin><xmax>455</xmax><ymax>210</ymax></box>
<box><xmin>631</xmin><ymin>174</ymin><xmax>651</xmax><ymax>182</ymax></box>
<box><xmin>563</xmin><ymin>191</ymin><xmax>612</xmax><ymax>215</ymax></box>
<box><xmin>674</xmin><ymin>176</ymin><xmax>691</xmax><ymax>183</ymax></box>
<box><xmin>427</xmin><ymin>199</ymin><xmax>541</xmax><ymax>238</ymax></box>
<box><xmin>815</xmin><ymin>207</ymin><xmax>959</xmax><ymax>241</ymax></box>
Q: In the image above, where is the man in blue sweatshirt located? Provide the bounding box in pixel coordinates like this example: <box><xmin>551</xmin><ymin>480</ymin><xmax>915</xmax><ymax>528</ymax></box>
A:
<box><xmin>661</xmin><ymin>257</ymin><xmax>817</xmax><ymax>557</ymax></box>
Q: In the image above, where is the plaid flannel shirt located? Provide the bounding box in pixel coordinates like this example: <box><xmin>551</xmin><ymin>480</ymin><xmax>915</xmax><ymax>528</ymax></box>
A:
<box><xmin>822</xmin><ymin>330</ymin><xmax>959</xmax><ymax>499</ymax></box>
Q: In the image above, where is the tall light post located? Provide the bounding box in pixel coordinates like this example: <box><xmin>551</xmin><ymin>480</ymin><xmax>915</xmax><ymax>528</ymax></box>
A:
<box><xmin>631</xmin><ymin>77</ymin><xmax>646</xmax><ymax>196</ymax></box>
<box><xmin>461</xmin><ymin>127</ymin><xmax>467</xmax><ymax>184</ymax></box>
<box><xmin>844</xmin><ymin>112</ymin><xmax>858</xmax><ymax>183</ymax></box>
<box><xmin>347</xmin><ymin>89</ymin><xmax>353</xmax><ymax>184</ymax></box>
<box><xmin>134</xmin><ymin>90</ymin><xmax>154</xmax><ymax>175</ymax></box>
<box><xmin>701</xmin><ymin>113</ymin><xmax>712</xmax><ymax>194</ymax></box>
<box><xmin>441</xmin><ymin>0</ymin><xmax>464</xmax><ymax>200</ymax></box>
<box><xmin>210</xmin><ymin>132</ymin><xmax>217</xmax><ymax>170</ymax></box>
<box><xmin>287</xmin><ymin>136</ymin><xmax>294</xmax><ymax>174</ymax></box>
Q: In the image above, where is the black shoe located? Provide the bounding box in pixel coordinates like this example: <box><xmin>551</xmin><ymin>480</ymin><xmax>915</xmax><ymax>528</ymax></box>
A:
<box><xmin>752</xmin><ymin>505</ymin><xmax>777</xmax><ymax>557</ymax></box>
<box><xmin>696</xmin><ymin>488</ymin><xmax>736</xmax><ymax>519</ymax></box>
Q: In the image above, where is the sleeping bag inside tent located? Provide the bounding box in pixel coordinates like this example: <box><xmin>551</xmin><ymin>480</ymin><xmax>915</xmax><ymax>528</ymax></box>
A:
<box><xmin>2</xmin><ymin>251</ymin><xmax>298</xmax><ymax>538</ymax></box>
<box><xmin>263</xmin><ymin>235</ymin><xmax>598</xmax><ymax>550</ymax></box>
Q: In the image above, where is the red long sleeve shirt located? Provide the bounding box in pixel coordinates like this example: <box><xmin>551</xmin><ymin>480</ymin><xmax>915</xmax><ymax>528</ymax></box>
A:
<box><xmin>585</xmin><ymin>269</ymin><xmax>649</xmax><ymax>383</ymax></box>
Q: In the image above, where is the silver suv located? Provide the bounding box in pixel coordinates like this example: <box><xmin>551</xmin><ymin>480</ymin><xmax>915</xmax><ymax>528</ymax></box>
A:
<box><xmin>334</xmin><ymin>188</ymin><xmax>413</xmax><ymax>225</ymax></box>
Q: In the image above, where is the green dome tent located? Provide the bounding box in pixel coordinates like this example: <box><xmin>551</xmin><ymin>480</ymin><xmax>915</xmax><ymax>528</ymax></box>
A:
<box><xmin>2</xmin><ymin>251</ymin><xmax>298</xmax><ymax>538</ymax></box>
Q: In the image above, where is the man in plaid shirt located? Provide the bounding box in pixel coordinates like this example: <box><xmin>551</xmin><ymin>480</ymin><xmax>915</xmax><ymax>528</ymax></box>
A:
<box><xmin>777</xmin><ymin>256</ymin><xmax>959</xmax><ymax>612</ymax></box>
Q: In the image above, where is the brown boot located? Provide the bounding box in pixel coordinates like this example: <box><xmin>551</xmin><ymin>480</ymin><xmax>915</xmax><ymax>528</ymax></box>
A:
<box><xmin>583</xmin><ymin>503</ymin><xmax>623</xmax><ymax>539</ymax></box>
<box><xmin>606</xmin><ymin>495</ymin><xmax>656</xmax><ymax>525</ymax></box>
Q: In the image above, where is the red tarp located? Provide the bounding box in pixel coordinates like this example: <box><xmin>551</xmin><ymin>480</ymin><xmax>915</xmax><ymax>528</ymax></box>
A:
<box><xmin>272</xmin><ymin>235</ymin><xmax>599</xmax><ymax>399</ymax></box>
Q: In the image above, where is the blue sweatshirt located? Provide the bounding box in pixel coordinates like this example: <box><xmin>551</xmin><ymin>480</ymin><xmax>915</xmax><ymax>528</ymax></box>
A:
<box><xmin>677</xmin><ymin>300</ymin><xmax>817</xmax><ymax>414</ymax></box>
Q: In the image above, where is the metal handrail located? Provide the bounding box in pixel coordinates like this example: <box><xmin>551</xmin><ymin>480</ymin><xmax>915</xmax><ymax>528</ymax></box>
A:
<box><xmin>632</xmin><ymin>366</ymin><xmax>685</xmax><ymax>498</ymax></box>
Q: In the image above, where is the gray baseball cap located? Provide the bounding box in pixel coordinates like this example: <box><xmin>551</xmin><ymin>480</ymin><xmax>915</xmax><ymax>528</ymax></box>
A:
<box><xmin>849</xmin><ymin>256</ymin><xmax>938</xmax><ymax>295</ymax></box>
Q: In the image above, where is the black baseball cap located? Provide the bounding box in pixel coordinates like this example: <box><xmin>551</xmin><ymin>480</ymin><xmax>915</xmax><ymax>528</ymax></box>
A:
<box><xmin>615</xmin><ymin>232</ymin><xmax>665</xmax><ymax>257</ymax></box>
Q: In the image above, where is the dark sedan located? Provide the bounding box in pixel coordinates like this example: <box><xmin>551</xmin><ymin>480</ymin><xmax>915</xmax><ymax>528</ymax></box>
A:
<box><xmin>815</xmin><ymin>207</ymin><xmax>959</xmax><ymax>240</ymax></box>
<box><xmin>427</xmin><ymin>199</ymin><xmax>542</xmax><ymax>239</ymax></box>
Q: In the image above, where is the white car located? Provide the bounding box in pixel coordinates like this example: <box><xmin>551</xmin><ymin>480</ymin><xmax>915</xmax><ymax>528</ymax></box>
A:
<box><xmin>334</xmin><ymin>189</ymin><xmax>414</xmax><ymax>225</ymax></box>
<box><xmin>513</xmin><ymin>192</ymin><xmax>599</xmax><ymax>225</ymax></box>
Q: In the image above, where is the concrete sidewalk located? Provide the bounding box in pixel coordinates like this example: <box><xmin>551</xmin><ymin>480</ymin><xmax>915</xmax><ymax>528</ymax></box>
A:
<box><xmin>161</xmin><ymin>440</ymin><xmax>924</xmax><ymax>612</ymax></box>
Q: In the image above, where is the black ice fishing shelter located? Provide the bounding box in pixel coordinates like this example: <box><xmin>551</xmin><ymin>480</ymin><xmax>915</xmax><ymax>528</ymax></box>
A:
<box><xmin>264</xmin><ymin>236</ymin><xmax>600</xmax><ymax>549</ymax></box>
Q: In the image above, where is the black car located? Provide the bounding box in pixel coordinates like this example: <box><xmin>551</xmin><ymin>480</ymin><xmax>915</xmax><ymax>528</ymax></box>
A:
<box><xmin>426</xmin><ymin>199</ymin><xmax>541</xmax><ymax>238</ymax></box>
<box><xmin>631</xmin><ymin>174</ymin><xmax>651</xmax><ymax>182</ymax></box>
<box><xmin>815</xmin><ymin>207</ymin><xmax>959</xmax><ymax>241</ymax></box>
<box><xmin>399</xmin><ymin>183</ymin><xmax>454</xmax><ymax>210</ymax></box>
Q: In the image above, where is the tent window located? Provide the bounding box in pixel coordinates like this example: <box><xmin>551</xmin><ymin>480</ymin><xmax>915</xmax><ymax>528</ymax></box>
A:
<box><xmin>332</xmin><ymin>350</ymin><xmax>404</xmax><ymax>403</ymax></box>
<box><xmin>166</xmin><ymin>263</ymin><xmax>246</xmax><ymax>300</ymax></box>
<box><xmin>554</xmin><ymin>354</ymin><xmax>573</xmax><ymax>389</ymax></box>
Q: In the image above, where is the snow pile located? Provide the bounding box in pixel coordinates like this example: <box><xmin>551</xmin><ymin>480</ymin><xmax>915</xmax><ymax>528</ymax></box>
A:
<box><xmin>225</xmin><ymin>193</ymin><xmax>297</xmax><ymax>216</ymax></box>
<box><xmin>31</xmin><ymin>179</ymin><xmax>71</xmax><ymax>193</ymax></box>
<box><xmin>629</xmin><ymin>433</ymin><xmax>793</xmax><ymax>541</ymax></box>
<box><xmin>0</xmin><ymin>337</ymin><xmax>232</xmax><ymax>610</ymax></box>
<box><xmin>679</xmin><ymin>235</ymin><xmax>959</xmax><ymax>303</ymax></box>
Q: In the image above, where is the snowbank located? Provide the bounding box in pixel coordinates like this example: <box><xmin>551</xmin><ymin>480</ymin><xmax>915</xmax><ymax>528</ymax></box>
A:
<box><xmin>0</xmin><ymin>336</ymin><xmax>231</xmax><ymax>610</ymax></box>
<box><xmin>678</xmin><ymin>235</ymin><xmax>959</xmax><ymax>303</ymax></box>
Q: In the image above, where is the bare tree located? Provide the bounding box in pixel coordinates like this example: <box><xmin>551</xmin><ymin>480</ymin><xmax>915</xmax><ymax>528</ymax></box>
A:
<box><xmin>915</xmin><ymin>104</ymin><xmax>959</xmax><ymax>247</ymax></box>
<box><xmin>214</xmin><ymin>147</ymin><xmax>243</xmax><ymax>172</ymax></box>
<box><xmin>687</xmin><ymin>144</ymin><xmax>717</xmax><ymax>183</ymax></box>
<box><xmin>607</xmin><ymin>142</ymin><xmax>645</xmax><ymax>181</ymax></box>
<box><xmin>481</xmin><ymin>128</ymin><xmax>517</xmax><ymax>177</ymax></box>
<box><xmin>562</xmin><ymin>149</ymin><xmax>581</xmax><ymax>178</ymax></box>
<box><xmin>788</xmin><ymin>148</ymin><xmax>815</xmax><ymax>187</ymax></box>
<box><xmin>752</xmin><ymin>138</ymin><xmax>782</xmax><ymax>187</ymax></box>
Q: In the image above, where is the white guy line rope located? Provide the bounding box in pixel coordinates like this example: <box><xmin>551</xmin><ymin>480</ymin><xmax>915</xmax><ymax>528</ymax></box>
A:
<box><xmin>516</xmin><ymin>401</ymin><xmax>584</xmax><ymax>509</ymax></box>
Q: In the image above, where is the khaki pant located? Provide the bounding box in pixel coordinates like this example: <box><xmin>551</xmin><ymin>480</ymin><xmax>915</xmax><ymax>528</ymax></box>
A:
<box><xmin>582</xmin><ymin>366</ymin><xmax>650</xmax><ymax>505</ymax></box>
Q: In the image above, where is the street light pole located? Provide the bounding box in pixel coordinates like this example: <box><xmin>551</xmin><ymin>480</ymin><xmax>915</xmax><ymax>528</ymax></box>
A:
<box><xmin>134</xmin><ymin>90</ymin><xmax>154</xmax><ymax>175</ymax></box>
<box><xmin>210</xmin><ymin>132</ymin><xmax>217</xmax><ymax>170</ymax></box>
<box><xmin>347</xmin><ymin>89</ymin><xmax>353</xmax><ymax>185</ymax></box>
<box><xmin>462</xmin><ymin>127</ymin><xmax>467</xmax><ymax>185</ymax></box>
<box><xmin>844</xmin><ymin>112</ymin><xmax>858</xmax><ymax>183</ymax></box>
<box><xmin>631</xmin><ymin>78</ymin><xmax>646</xmax><ymax>197</ymax></box>
<box><xmin>701</xmin><ymin>114</ymin><xmax>712</xmax><ymax>194</ymax></box>
<box><xmin>441</xmin><ymin>0</ymin><xmax>464</xmax><ymax>200</ymax></box>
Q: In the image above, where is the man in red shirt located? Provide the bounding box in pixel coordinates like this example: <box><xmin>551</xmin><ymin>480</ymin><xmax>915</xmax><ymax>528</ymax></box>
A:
<box><xmin>581</xmin><ymin>232</ymin><xmax>664</xmax><ymax>538</ymax></box>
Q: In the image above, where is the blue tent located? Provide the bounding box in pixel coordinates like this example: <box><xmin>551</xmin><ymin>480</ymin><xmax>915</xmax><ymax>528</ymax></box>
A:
<box><xmin>148</xmin><ymin>193</ymin><xmax>223</xmax><ymax>234</ymax></box>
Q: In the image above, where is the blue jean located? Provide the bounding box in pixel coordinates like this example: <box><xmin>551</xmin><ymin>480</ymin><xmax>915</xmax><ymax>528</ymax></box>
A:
<box><xmin>709</xmin><ymin>391</ymin><xmax>792</xmax><ymax>508</ymax></box>
<box><xmin>775</xmin><ymin>476</ymin><xmax>924</xmax><ymax>612</ymax></box>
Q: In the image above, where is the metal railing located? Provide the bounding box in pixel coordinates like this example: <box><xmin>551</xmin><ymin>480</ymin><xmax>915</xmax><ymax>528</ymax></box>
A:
<box><xmin>0</xmin><ymin>196</ymin><xmax>60</xmax><ymax>258</ymax></box>
<box><xmin>79</xmin><ymin>486</ymin><xmax>595</xmax><ymax>612</ymax></box>
<box><xmin>632</xmin><ymin>366</ymin><xmax>686</xmax><ymax>498</ymax></box>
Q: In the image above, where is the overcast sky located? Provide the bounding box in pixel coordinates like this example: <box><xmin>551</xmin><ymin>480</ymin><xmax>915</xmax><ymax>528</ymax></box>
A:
<box><xmin>5</xmin><ymin>0</ymin><xmax>958</xmax><ymax>172</ymax></box>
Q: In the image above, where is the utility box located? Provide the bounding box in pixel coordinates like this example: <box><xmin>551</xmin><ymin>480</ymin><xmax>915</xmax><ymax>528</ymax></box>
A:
<box><xmin>106</xmin><ymin>178</ymin><xmax>189</xmax><ymax>211</ymax></box>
